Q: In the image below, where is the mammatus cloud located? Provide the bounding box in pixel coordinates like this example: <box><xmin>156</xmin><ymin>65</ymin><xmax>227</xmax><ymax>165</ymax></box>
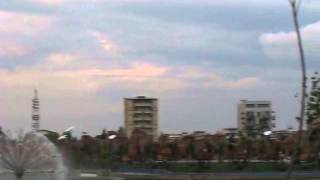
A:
<box><xmin>259</xmin><ymin>21</ymin><xmax>320</xmax><ymax>60</ymax></box>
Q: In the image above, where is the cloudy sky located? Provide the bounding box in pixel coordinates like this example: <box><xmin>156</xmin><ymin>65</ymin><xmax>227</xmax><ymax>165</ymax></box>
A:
<box><xmin>0</xmin><ymin>0</ymin><xmax>319</xmax><ymax>135</ymax></box>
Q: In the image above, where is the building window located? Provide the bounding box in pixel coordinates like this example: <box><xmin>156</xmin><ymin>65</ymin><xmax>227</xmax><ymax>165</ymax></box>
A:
<box><xmin>258</xmin><ymin>104</ymin><xmax>270</xmax><ymax>108</ymax></box>
<box><xmin>246</xmin><ymin>104</ymin><xmax>255</xmax><ymax>108</ymax></box>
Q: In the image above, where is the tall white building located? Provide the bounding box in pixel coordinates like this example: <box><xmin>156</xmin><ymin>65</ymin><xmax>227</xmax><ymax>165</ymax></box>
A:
<box><xmin>124</xmin><ymin>96</ymin><xmax>159</xmax><ymax>141</ymax></box>
<box><xmin>237</xmin><ymin>100</ymin><xmax>275</xmax><ymax>137</ymax></box>
<box><xmin>32</xmin><ymin>89</ymin><xmax>40</xmax><ymax>132</ymax></box>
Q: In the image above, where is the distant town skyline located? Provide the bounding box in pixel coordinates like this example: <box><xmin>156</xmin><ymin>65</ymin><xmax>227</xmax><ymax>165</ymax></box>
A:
<box><xmin>0</xmin><ymin>0</ymin><xmax>319</xmax><ymax>135</ymax></box>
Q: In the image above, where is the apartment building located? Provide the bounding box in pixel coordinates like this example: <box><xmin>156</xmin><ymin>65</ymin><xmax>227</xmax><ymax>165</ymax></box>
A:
<box><xmin>238</xmin><ymin>100</ymin><xmax>275</xmax><ymax>138</ymax></box>
<box><xmin>124</xmin><ymin>96</ymin><xmax>159</xmax><ymax>141</ymax></box>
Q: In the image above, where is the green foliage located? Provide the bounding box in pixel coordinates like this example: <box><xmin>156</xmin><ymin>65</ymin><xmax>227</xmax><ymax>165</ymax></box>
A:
<box><xmin>307</xmin><ymin>72</ymin><xmax>320</xmax><ymax>126</ymax></box>
<box><xmin>43</xmin><ymin>131</ymin><xmax>59</xmax><ymax>144</ymax></box>
<box><xmin>118</xmin><ymin>126</ymin><xmax>125</xmax><ymax>136</ymax></box>
<box><xmin>306</xmin><ymin>72</ymin><xmax>320</xmax><ymax>162</ymax></box>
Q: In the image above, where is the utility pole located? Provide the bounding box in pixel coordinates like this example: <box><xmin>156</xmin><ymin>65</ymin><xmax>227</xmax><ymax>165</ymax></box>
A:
<box><xmin>287</xmin><ymin>0</ymin><xmax>307</xmax><ymax>179</ymax></box>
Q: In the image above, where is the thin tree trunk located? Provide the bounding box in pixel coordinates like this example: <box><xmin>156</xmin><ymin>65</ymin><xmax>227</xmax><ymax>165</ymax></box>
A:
<box><xmin>287</xmin><ymin>1</ymin><xmax>307</xmax><ymax>179</ymax></box>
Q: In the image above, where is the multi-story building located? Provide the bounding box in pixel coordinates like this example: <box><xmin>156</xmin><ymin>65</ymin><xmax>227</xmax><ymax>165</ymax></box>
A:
<box><xmin>222</xmin><ymin>128</ymin><xmax>239</xmax><ymax>140</ymax></box>
<box><xmin>271</xmin><ymin>128</ymin><xmax>296</xmax><ymax>140</ymax></box>
<box><xmin>124</xmin><ymin>96</ymin><xmax>159</xmax><ymax>141</ymax></box>
<box><xmin>164</xmin><ymin>133</ymin><xmax>188</xmax><ymax>143</ymax></box>
<box><xmin>237</xmin><ymin>100</ymin><xmax>275</xmax><ymax>138</ymax></box>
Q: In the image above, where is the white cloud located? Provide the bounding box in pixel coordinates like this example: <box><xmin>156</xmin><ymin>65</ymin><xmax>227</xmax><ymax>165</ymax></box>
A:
<box><xmin>0</xmin><ymin>55</ymin><xmax>260</xmax><ymax>101</ymax></box>
<box><xmin>29</xmin><ymin>0</ymin><xmax>65</xmax><ymax>5</ymax></box>
<box><xmin>304</xmin><ymin>1</ymin><xmax>320</xmax><ymax>10</ymax></box>
<box><xmin>90</xmin><ymin>31</ymin><xmax>123</xmax><ymax>54</ymax></box>
<box><xmin>95</xmin><ymin>0</ymin><xmax>287</xmax><ymax>6</ymax></box>
<box><xmin>177</xmin><ymin>67</ymin><xmax>259</xmax><ymax>90</ymax></box>
<box><xmin>218</xmin><ymin>77</ymin><xmax>259</xmax><ymax>89</ymax></box>
<box><xmin>0</xmin><ymin>40</ymin><xmax>30</xmax><ymax>57</ymax></box>
<box><xmin>45</xmin><ymin>53</ymin><xmax>79</xmax><ymax>67</ymax></box>
<box><xmin>0</xmin><ymin>61</ymin><xmax>170</xmax><ymax>97</ymax></box>
<box><xmin>0</xmin><ymin>11</ymin><xmax>52</xmax><ymax>36</ymax></box>
<box><xmin>27</xmin><ymin>0</ymin><xmax>105</xmax><ymax>6</ymax></box>
<box><xmin>260</xmin><ymin>21</ymin><xmax>320</xmax><ymax>60</ymax></box>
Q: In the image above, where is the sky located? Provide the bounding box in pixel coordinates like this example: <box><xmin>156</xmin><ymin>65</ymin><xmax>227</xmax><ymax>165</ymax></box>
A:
<box><xmin>0</xmin><ymin>0</ymin><xmax>319</xmax><ymax>136</ymax></box>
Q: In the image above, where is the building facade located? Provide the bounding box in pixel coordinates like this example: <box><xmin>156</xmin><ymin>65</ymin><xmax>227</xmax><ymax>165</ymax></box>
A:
<box><xmin>237</xmin><ymin>100</ymin><xmax>275</xmax><ymax>138</ymax></box>
<box><xmin>223</xmin><ymin>128</ymin><xmax>239</xmax><ymax>140</ymax></box>
<box><xmin>124</xmin><ymin>96</ymin><xmax>159</xmax><ymax>141</ymax></box>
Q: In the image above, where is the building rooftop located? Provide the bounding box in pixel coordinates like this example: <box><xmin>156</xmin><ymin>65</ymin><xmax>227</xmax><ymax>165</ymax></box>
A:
<box><xmin>240</xmin><ymin>100</ymin><xmax>271</xmax><ymax>104</ymax></box>
<box><xmin>125</xmin><ymin>96</ymin><xmax>158</xmax><ymax>100</ymax></box>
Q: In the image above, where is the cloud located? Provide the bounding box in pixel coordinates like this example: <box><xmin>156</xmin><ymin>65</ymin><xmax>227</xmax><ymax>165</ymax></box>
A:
<box><xmin>177</xmin><ymin>67</ymin><xmax>259</xmax><ymax>90</ymax></box>
<box><xmin>90</xmin><ymin>31</ymin><xmax>122</xmax><ymax>54</ymax></box>
<box><xmin>260</xmin><ymin>21</ymin><xmax>320</xmax><ymax>60</ymax></box>
<box><xmin>0</xmin><ymin>60</ymin><xmax>170</xmax><ymax>97</ymax></box>
<box><xmin>219</xmin><ymin>77</ymin><xmax>259</xmax><ymax>89</ymax></box>
<box><xmin>129</xmin><ymin>0</ymin><xmax>320</xmax><ymax>7</ymax></box>
<box><xmin>0</xmin><ymin>58</ymin><xmax>259</xmax><ymax>134</ymax></box>
<box><xmin>0</xmin><ymin>55</ymin><xmax>260</xmax><ymax>101</ymax></box>
<box><xmin>27</xmin><ymin>0</ymin><xmax>104</xmax><ymax>6</ymax></box>
<box><xmin>0</xmin><ymin>0</ymin><xmax>312</xmax><ymax>133</ymax></box>
<box><xmin>96</xmin><ymin>0</ymin><xmax>287</xmax><ymax>6</ymax></box>
<box><xmin>0</xmin><ymin>40</ymin><xmax>30</xmax><ymax>57</ymax></box>
<box><xmin>0</xmin><ymin>11</ymin><xmax>52</xmax><ymax>36</ymax></box>
<box><xmin>304</xmin><ymin>1</ymin><xmax>320</xmax><ymax>10</ymax></box>
<box><xmin>28</xmin><ymin>0</ymin><xmax>65</xmax><ymax>5</ymax></box>
<box><xmin>45</xmin><ymin>53</ymin><xmax>79</xmax><ymax>67</ymax></box>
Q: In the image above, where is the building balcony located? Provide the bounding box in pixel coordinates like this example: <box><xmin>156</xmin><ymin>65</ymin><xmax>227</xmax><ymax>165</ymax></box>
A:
<box><xmin>134</xmin><ymin>119</ymin><xmax>152</xmax><ymax>124</ymax></box>
<box><xmin>133</xmin><ymin>107</ymin><xmax>153</xmax><ymax>111</ymax></box>
<box><xmin>134</xmin><ymin>124</ymin><xmax>153</xmax><ymax>129</ymax></box>
<box><xmin>133</xmin><ymin>111</ymin><xmax>153</xmax><ymax>114</ymax></box>
<box><xmin>134</xmin><ymin>102</ymin><xmax>153</xmax><ymax>107</ymax></box>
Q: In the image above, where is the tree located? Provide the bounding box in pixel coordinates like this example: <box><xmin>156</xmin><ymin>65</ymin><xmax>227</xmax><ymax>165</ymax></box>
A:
<box><xmin>227</xmin><ymin>133</ymin><xmax>237</xmax><ymax>161</ymax></box>
<box><xmin>212</xmin><ymin>134</ymin><xmax>226</xmax><ymax>163</ymax></box>
<box><xmin>43</xmin><ymin>131</ymin><xmax>60</xmax><ymax>144</ymax></box>
<box><xmin>306</xmin><ymin>72</ymin><xmax>320</xmax><ymax>127</ymax></box>
<box><xmin>306</xmin><ymin>72</ymin><xmax>320</xmax><ymax>162</ymax></box>
<box><xmin>118</xmin><ymin>127</ymin><xmax>125</xmax><ymax>136</ymax></box>
<box><xmin>96</xmin><ymin>129</ymin><xmax>107</xmax><ymax>139</ymax></box>
<box><xmin>238</xmin><ymin>133</ymin><xmax>253</xmax><ymax>161</ymax></box>
<box><xmin>287</xmin><ymin>0</ymin><xmax>307</xmax><ymax>179</ymax></box>
<box><xmin>308</xmin><ymin>126</ymin><xmax>320</xmax><ymax>162</ymax></box>
<box><xmin>62</xmin><ymin>131</ymin><xmax>72</xmax><ymax>140</ymax></box>
<box><xmin>186</xmin><ymin>136</ymin><xmax>195</xmax><ymax>159</ymax></box>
